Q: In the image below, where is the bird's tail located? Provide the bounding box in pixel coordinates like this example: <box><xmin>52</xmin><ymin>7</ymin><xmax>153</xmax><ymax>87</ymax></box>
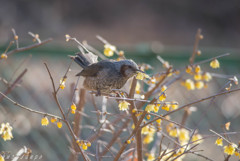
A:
<box><xmin>69</xmin><ymin>52</ymin><xmax>91</xmax><ymax>68</ymax></box>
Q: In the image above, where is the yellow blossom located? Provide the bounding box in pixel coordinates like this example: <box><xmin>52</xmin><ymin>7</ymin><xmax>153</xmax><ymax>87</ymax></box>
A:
<box><xmin>194</xmin><ymin>74</ymin><xmax>202</xmax><ymax>81</ymax></box>
<box><xmin>135</xmin><ymin>81</ymin><xmax>141</xmax><ymax>94</ymax></box>
<box><xmin>57</xmin><ymin>122</ymin><xmax>62</xmax><ymax>128</ymax></box>
<box><xmin>51</xmin><ymin>117</ymin><xmax>57</xmax><ymax>123</ymax></box>
<box><xmin>0</xmin><ymin>53</ymin><xmax>7</xmax><ymax>59</ymax></box>
<box><xmin>14</xmin><ymin>35</ymin><xmax>19</xmax><ymax>40</ymax></box>
<box><xmin>59</xmin><ymin>78</ymin><xmax>66</xmax><ymax>89</ymax></box>
<box><xmin>0</xmin><ymin>123</ymin><xmax>13</xmax><ymax>141</ymax></box>
<box><xmin>235</xmin><ymin>152</ymin><xmax>240</xmax><ymax>157</ymax></box>
<box><xmin>186</xmin><ymin>65</ymin><xmax>192</xmax><ymax>74</ymax></box>
<box><xmin>118</xmin><ymin>101</ymin><xmax>130</xmax><ymax>111</ymax></box>
<box><xmin>156</xmin><ymin>119</ymin><xmax>161</xmax><ymax>124</ymax></box>
<box><xmin>195</xmin><ymin>81</ymin><xmax>204</xmax><ymax>89</ymax></box>
<box><xmin>161</xmin><ymin>85</ymin><xmax>167</xmax><ymax>92</ymax></box>
<box><xmin>179</xmin><ymin>128</ymin><xmax>190</xmax><ymax>144</ymax></box>
<box><xmin>71</xmin><ymin>109</ymin><xmax>76</xmax><ymax>114</ymax></box>
<box><xmin>145</xmin><ymin>104</ymin><xmax>155</xmax><ymax>113</ymax></box>
<box><xmin>82</xmin><ymin>143</ymin><xmax>88</xmax><ymax>150</ymax></box>
<box><xmin>225</xmin><ymin>122</ymin><xmax>231</xmax><ymax>131</ymax></box>
<box><xmin>118</xmin><ymin>50</ymin><xmax>124</xmax><ymax>57</ymax></box>
<box><xmin>87</xmin><ymin>142</ymin><xmax>91</xmax><ymax>147</ymax></box>
<box><xmin>146</xmin><ymin>115</ymin><xmax>151</xmax><ymax>120</ymax></box>
<box><xmin>136</xmin><ymin>72</ymin><xmax>150</xmax><ymax>80</ymax></box>
<box><xmin>127</xmin><ymin>139</ymin><xmax>131</xmax><ymax>144</ymax></box>
<box><xmin>163</xmin><ymin>61</ymin><xmax>170</xmax><ymax>69</ymax></box>
<box><xmin>224</xmin><ymin>144</ymin><xmax>237</xmax><ymax>155</ymax></box>
<box><xmin>41</xmin><ymin>117</ymin><xmax>49</xmax><ymax>126</ymax></box>
<box><xmin>132</xmin><ymin>108</ymin><xmax>137</xmax><ymax>113</ymax></box>
<box><xmin>215</xmin><ymin>137</ymin><xmax>223</xmax><ymax>146</ymax></box>
<box><xmin>65</xmin><ymin>34</ymin><xmax>71</xmax><ymax>42</ymax></box>
<box><xmin>104</xmin><ymin>44</ymin><xmax>116</xmax><ymax>57</ymax></box>
<box><xmin>195</xmin><ymin>65</ymin><xmax>201</xmax><ymax>73</ymax></box>
<box><xmin>146</xmin><ymin>153</ymin><xmax>155</xmax><ymax>161</ymax></box>
<box><xmin>71</xmin><ymin>103</ymin><xmax>77</xmax><ymax>110</ymax></box>
<box><xmin>203</xmin><ymin>72</ymin><xmax>212</xmax><ymax>82</ymax></box>
<box><xmin>0</xmin><ymin>154</ymin><xmax>4</xmax><ymax>161</ymax></box>
<box><xmin>159</xmin><ymin>93</ymin><xmax>167</xmax><ymax>101</ymax></box>
<box><xmin>185</xmin><ymin>79</ymin><xmax>195</xmax><ymax>90</ymax></box>
<box><xmin>197</xmin><ymin>50</ymin><xmax>201</xmax><ymax>55</ymax></box>
<box><xmin>192</xmin><ymin>134</ymin><xmax>203</xmax><ymax>144</ymax></box>
<box><xmin>169</xmin><ymin>128</ymin><xmax>179</xmax><ymax>137</ymax></box>
<box><xmin>162</xmin><ymin>104</ymin><xmax>170</xmax><ymax>111</ymax></box>
<box><xmin>143</xmin><ymin>133</ymin><xmax>155</xmax><ymax>144</ymax></box>
<box><xmin>171</xmin><ymin>101</ymin><xmax>179</xmax><ymax>110</ymax></box>
<box><xmin>153</xmin><ymin>105</ymin><xmax>159</xmax><ymax>113</ymax></box>
<box><xmin>210</xmin><ymin>59</ymin><xmax>220</xmax><ymax>68</ymax></box>
<box><xmin>132</xmin><ymin>124</ymin><xmax>135</xmax><ymax>129</ymax></box>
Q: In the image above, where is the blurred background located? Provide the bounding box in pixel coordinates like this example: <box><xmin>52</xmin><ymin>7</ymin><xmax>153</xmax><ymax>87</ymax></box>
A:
<box><xmin>0</xmin><ymin>0</ymin><xmax>240</xmax><ymax>161</ymax></box>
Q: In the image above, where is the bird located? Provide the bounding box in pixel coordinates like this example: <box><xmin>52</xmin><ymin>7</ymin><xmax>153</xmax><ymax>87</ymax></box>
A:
<box><xmin>70</xmin><ymin>52</ymin><xmax>143</xmax><ymax>96</ymax></box>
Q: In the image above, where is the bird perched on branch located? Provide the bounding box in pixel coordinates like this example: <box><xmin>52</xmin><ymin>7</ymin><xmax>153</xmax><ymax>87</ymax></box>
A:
<box><xmin>70</xmin><ymin>52</ymin><xmax>143</xmax><ymax>96</ymax></box>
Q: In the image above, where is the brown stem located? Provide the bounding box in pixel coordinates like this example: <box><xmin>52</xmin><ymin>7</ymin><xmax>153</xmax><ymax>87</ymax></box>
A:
<box><xmin>189</xmin><ymin>28</ymin><xmax>201</xmax><ymax>65</ymax></box>
<box><xmin>4</xmin><ymin>38</ymin><xmax>53</xmax><ymax>58</ymax></box>
<box><xmin>68</xmin><ymin>89</ymin><xmax>86</xmax><ymax>161</ymax></box>
<box><xmin>0</xmin><ymin>69</ymin><xmax>27</xmax><ymax>102</ymax></box>
<box><xmin>44</xmin><ymin>63</ymin><xmax>89</xmax><ymax>161</ymax></box>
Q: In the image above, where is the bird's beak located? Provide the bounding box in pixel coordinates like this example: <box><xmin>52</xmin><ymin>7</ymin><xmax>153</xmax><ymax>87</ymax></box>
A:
<box><xmin>135</xmin><ymin>69</ymin><xmax>145</xmax><ymax>74</ymax></box>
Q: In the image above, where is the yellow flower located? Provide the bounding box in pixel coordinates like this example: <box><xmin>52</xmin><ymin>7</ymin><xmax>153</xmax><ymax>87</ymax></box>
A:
<box><xmin>171</xmin><ymin>101</ymin><xmax>179</xmax><ymax>110</ymax></box>
<box><xmin>156</xmin><ymin>119</ymin><xmax>161</xmax><ymax>124</ymax></box>
<box><xmin>163</xmin><ymin>61</ymin><xmax>170</xmax><ymax>69</ymax></box>
<box><xmin>104</xmin><ymin>44</ymin><xmax>116</xmax><ymax>57</ymax></box>
<box><xmin>51</xmin><ymin>117</ymin><xmax>57</xmax><ymax>123</ymax></box>
<box><xmin>0</xmin><ymin>53</ymin><xmax>7</xmax><ymax>59</ymax></box>
<box><xmin>0</xmin><ymin>123</ymin><xmax>13</xmax><ymax>141</ymax></box>
<box><xmin>224</xmin><ymin>144</ymin><xmax>237</xmax><ymax>155</ymax></box>
<box><xmin>153</xmin><ymin>105</ymin><xmax>159</xmax><ymax>113</ymax></box>
<box><xmin>169</xmin><ymin>128</ymin><xmax>179</xmax><ymax>137</ymax></box>
<box><xmin>210</xmin><ymin>59</ymin><xmax>220</xmax><ymax>68</ymax></box>
<box><xmin>145</xmin><ymin>104</ymin><xmax>155</xmax><ymax>113</ymax></box>
<box><xmin>159</xmin><ymin>93</ymin><xmax>167</xmax><ymax>101</ymax></box>
<box><xmin>136</xmin><ymin>72</ymin><xmax>150</xmax><ymax>80</ymax></box>
<box><xmin>203</xmin><ymin>72</ymin><xmax>212</xmax><ymax>82</ymax></box>
<box><xmin>186</xmin><ymin>65</ymin><xmax>192</xmax><ymax>74</ymax></box>
<box><xmin>195</xmin><ymin>65</ymin><xmax>201</xmax><ymax>73</ymax></box>
<box><xmin>194</xmin><ymin>74</ymin><xmax>202</xmax><ymax>81</ymax></box>
<box><xmin>87</xmin><ymin>142</ymin><xmax>91</xmax><ymax>147</ymax></box>
<box><xmin>162</xmin><ymin>104</ymin><xmax>170</xmax><ymax>111</ymax></box>
<box><xmin>71</xmin><ymin>103</ymin><xmax>77</xmax><ymax>110</ymax></box>
<box><xmin>118</xmin><ymin>101</ymin><xmax>130</xmax><ymax>111</ymax></box>
<box><xmin>126</xmin><ymin>139</ymin><xmax>131</xmax><ymax>144</ymax></box>
<box><xmin>41</xmin><ymin>117</ymin><xmax>49</xmax><ymax>126</ymax></box>
<box><xmin>82</xmin><ymin>143</ymin><xmax>88</xmax><ymax>150</ymax></box>
<box><xmin>161</xmin><ymin>85</ymin><xmax>167</xmax><ymax>92</ymax></box>
<box><xmin>65</xmin><ymin>34</ymin><xmax>71</xmax><ymax>42</ymax></box>
<box><xmin>57</xmin><ymin>122</ymin><xmax>62</xmax><ymax>128</ymax></box>
<box><xmin>135</xmin><ymin>81</ymin><xmax>141</xmax><ymax>94</ymax></box>
<box><xmin>192</xmin><ymin>134</ymin><xmax>203</xmax><ymax>144</ymax></box>
<box><xmin>71</xmin><ymin>109</ymin><xmax>76</xmax><ymax>114</ymax></box>
<box><xmin>143</xmin><ymin>130</ymin><xmax>156</xmax><ymax>144</ymax></box>
<box><xmin>225</xmin><ymin>122</ymin><xmax>231</xmax><ymax>131</ymax></box>
<box><xmin>195</xmin><ymin>81</ymin><xmax>204</xmax><ymax>89</ymax></box>
<box><xmin>179</xmin><ymin>128</ymin><xmax>190</xmax><ymax>143</ymax></box>
<box><xmin>185</xmin><ymin>79</ymin><xmax>195</xmax><ymax>90</ymax></box>
<box><xmin>215</xmin><ymin>137</ymin><xmax>223</xmax><ymax>146</ymax></box>
<box><xmin>146</xmin><ymin>115</ymin><xmax>151</xmax><ymax>120</ymax></box>
<box><xmin>0</xmin><ymin>154</ymin><xmax>4</xmax><ymax>161</ymax></box>
<box><xmin>59</xmin><ymin>78</ymin><xmax>66</xmax><ymax>89</ymax></box>
<box><xmin>132</xmin><ymin>108</ymin><xmax>137</xmax><ymax>113</ymax></box>
<box><xmin>146</xmin><ymin>153</ymin><xmax>155</xmax><ymax>161</ymax></box>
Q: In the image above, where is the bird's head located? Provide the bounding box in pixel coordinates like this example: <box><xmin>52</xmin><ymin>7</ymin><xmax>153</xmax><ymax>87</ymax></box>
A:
<box><xmin>120</xmin><ymin>60</ymin><xmax>144</xmax><ymax>78</ymax></box>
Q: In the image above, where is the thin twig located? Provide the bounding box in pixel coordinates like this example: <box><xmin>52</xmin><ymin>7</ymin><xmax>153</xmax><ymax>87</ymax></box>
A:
<box><xmin>0</xmin><ymin>69</ymin><xmax>27</xmax><ymax>102</ymax></box>
<box><xmin>4</xmin><ymin>38</ymin><xmax>52</xmax><ymax>58</ymax></box>
<box><xmin>0</xmin><ymin>91</ymin><xmax>62</xmax><ymax>120</ymax></box>
<box><xmin>142</xmin><ymin>88</ymin><xmax>240</xmax><ymax>128</ymax></box>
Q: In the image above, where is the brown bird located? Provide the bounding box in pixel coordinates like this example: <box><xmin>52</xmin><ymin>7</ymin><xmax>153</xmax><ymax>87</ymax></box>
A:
<box><xmin>71</xmin><ymin>52</ymin><xmax>143</xmax><ymax>96</ymax></box>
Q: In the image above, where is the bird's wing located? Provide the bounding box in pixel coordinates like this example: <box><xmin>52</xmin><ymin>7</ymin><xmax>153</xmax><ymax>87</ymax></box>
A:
<box><xmin>76</xmin><ymin>63</ymin><xmax>104</xmax><ymax>77</ymax></box>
